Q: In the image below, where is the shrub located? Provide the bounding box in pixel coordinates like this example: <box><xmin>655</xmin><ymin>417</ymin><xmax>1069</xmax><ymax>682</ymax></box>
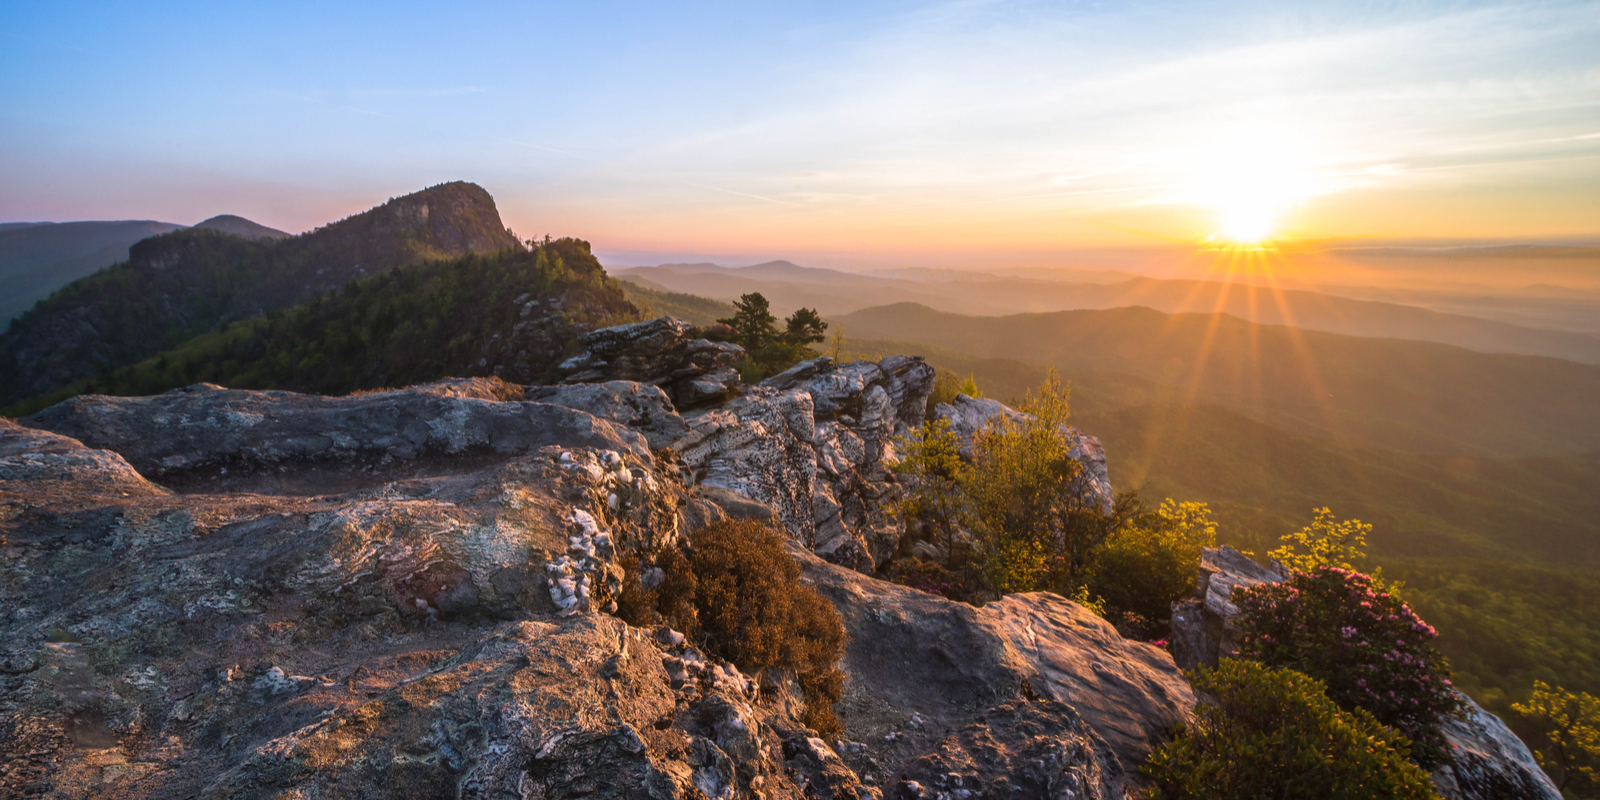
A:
<box><xmin>1512</xmin><ymin>681</ymin><xmax>1600</xmax><ymax>796</ymax></box>
<box><xmin>616</xmin><ymin>520</ymin><xmax>849</xmax><ymax>734</ymax></box>
<box><xmin>1143</xmin><ymin>659</ymin><xmax>1441</xmax><ymax>799</ymax></box>
<box><xmin>892</xmin><ymin>418</ymin><xmax>970</xmax><ymax>565</ymax></box>
<box><xmin>1270</xmin><ymin>507</ymin><xmax>1396</xmax><ymax>590</ymax></box>
<box><xmin>1233</xmin><ymin>566</ymin><xmax>1463</xmax><ymax>766</ymax></box>
<box><xmin>1089</xmin><ymin>498</ymin><xmax>1217</xmax><ymax>637</ymax></box>
<box><xmin>961</xmin><ymin>369</ymin><xmax>1098</xmax><ymax>593</ymax></box>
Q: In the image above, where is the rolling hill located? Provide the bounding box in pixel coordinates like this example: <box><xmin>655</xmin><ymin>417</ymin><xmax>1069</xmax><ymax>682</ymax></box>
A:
<box><xmin>618</xmin><ymin>261</ymin><xmax>1600</xmax><ymax>363</ymax></box>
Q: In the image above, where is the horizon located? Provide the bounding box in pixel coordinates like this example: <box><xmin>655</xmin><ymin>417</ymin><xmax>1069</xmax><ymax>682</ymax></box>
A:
<box><xmin>5</xmin><ymin>0</ymin><xmax>1599</xmax><ymax>264</ymax></box>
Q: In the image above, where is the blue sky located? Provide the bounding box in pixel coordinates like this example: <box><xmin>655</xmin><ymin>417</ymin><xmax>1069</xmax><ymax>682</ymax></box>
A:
<box><xmin>3</xmin><ymin>0</ymin><xmax>1598</xmax><ymax>263</ymax></box>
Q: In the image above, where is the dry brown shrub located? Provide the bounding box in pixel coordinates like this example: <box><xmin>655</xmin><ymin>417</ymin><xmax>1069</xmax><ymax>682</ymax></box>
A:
<box><xmin>617</xmin><ymin>520</ymin><xmax>849</xmax><ymax>734</ymax></box>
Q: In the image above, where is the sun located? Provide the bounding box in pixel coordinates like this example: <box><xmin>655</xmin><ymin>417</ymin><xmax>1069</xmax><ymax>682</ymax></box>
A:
<box><xmin>1216</xmin><ymin>198</ymin><xmax>1280</xmax><ymax>245</ymax></box>
<box><xmin>1185</xmin><ymin>123</ymin><xmax>1316</xmax><ymax>248</ymax></box>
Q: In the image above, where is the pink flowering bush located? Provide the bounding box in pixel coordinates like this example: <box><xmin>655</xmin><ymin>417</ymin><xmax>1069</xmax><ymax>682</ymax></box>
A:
<box><xmin>1233</xmin><ymin>566</ymin><xmax>1463</xmax><ymax>766</ymax></box>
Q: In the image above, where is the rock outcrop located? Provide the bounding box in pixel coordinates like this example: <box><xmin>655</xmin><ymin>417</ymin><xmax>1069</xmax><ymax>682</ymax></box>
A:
<box><xmin>797</xmin><ymin>542</ymin><xmax>1193</xmax><ymax>796</ymax></box>
<box><xmin>1166</xmin><ymin>545</ymin><xmax>1287</xmax><ymax>672</ymax></box>
<box><xmin>932</xmin><ymin>394</ymin><xmax>1113</xmax><ymax>514</ymax></box>
<box><xmin>1169</xmin><ymin>547</ymin><xmax>1561</xmax><ymax>800</ymax></box>
<box><xmin>668</xmin><ymin>355</ymin><xmax>938</xmax><ymax>572</ymax></box>
<box><xmin>2</xmin><ymin>378</ymin><xmax>1169</xmax><ymax>800</ymax></box>
<box><xmin>557</xmin><ymin>317</ymin><xmax>745</xmax><ymax>411</ymax></box>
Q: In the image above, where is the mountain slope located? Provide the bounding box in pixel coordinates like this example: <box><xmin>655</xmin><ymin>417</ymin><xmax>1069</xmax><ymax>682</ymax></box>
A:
<box><xmin>834</xmin><ymin>303</ymin><xmax>1600</xmax><ymax>457</ymax></box>
<box><xmin>0</xmin><ymin>219</ymin><xmax>185</xmax><ymax>323</ymax></box>
<box><xmin>621</xmin><ymin>262</ymin><xmax>1600</xmax><ymax>362</ymax></box>
<box><xmin>0</xmin><ymin>182</ymin><xmax>520</xmax><ymax>406</ymax></box>
<box><xmin>7</xmin><ymin>239</ymin><xmax>636</xmax><ymax>413</ymax></box>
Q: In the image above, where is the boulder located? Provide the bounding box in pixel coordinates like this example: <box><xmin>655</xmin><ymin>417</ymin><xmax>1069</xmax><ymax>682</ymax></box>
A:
<box><xmin>932</xmin><ymin>394</ymin><xmax>1113</xmax><ymax>513</ymax></box>
<box><xmin>556</xmin><ymin>316</ymin><xmax>745</xmax><ymax>410</ymax></box>
<box><xmin>1168</xmin><ymin>546</ymin><xmax>1561</xmax><ymax>800</ymax></box>
<box><xmin>668</xmin><ymin>356</ymin><xmax>938</xmax><ymax>572</ymax></box>
<box><xmin>795</xmin><ymin>541</ymin><xmax>1193</xmax><ymax>795</ymax></box>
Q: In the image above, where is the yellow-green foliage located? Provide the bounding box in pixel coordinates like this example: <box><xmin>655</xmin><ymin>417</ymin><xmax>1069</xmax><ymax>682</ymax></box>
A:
<box><xmin>959</xmin><ymin>373</ymin><xmax>982</xmax><ymax>398</ymax></box>
<box><xmin>617</xmin><ymin>520</ymin><xmax>849</xmax><ymax>735</ymax></box>
<box><xmin>962</xmin><ymin>369</ymin><xmax>1093</xmax><ymax>594</ymax></box>
<box><xmin>1090</xmin><ymin>499</ymin><xmax>1217</xmax><ymax>630</ymax></box>
<box><xmin>1514</xmin><ymin>681</ymin><xmax>1600</xmax><ymax>795</ymax></box>
<box><xmin>1271</xmin><ymin>507</ymin><xmax>1373</xmax><ymax>573</ymax></box>
<box><xmin>926</xmin><ymin>368</ymin><xmax>963</xmax><ymax>410</ymax></box>
<box><xmin>892</xmin><ymin>418</ymin><xmax>969</xmax><ymax>564</ymax></box>
<box><xmin>1143</xmin><ymin>659</ymin><xmax>1442</xmax><ymax>800</ymax></box>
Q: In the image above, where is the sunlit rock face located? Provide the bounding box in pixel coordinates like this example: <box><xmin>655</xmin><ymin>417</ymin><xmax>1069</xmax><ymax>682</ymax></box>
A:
<box><xmin>1169</xmin><ymin>546</ymin><xmax>1562</xmax><ymax>800</ymax></box>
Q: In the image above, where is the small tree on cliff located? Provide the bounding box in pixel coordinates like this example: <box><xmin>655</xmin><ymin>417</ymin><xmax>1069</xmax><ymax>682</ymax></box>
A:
<box><xmin>718</xmin><ymin>292</ymin><xmax>779</xmax><ymax>350</ymax></box>
<box><xmin>720</xmin><ymin>292</ymin><xmax>829</xmax><ymax>380</ymax></box>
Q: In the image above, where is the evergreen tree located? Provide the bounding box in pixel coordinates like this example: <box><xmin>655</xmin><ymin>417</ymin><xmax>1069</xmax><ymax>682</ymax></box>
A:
<box><xmin>718</xmin><ymin>293</ymin><xmax>778</xmax><ymax>350</ymax></box>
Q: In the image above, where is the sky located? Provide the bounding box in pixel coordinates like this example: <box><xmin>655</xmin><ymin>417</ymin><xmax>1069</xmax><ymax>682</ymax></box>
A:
<box><xmin>2</xmin><ymin>0</ymin><xmax>1598</xmax><ymax>266</ymax></box>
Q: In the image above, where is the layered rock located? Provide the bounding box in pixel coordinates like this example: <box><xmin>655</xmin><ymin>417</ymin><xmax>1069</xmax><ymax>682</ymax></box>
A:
<box><xmin>932</xmin><ymin>394</ymin><xmax>1113</xmax><ymax>514</ymax></box>
<box><xmin>1169</xmin><ymin>547</ymin><xmax>1561</xmax><ymax>800</ymax></box>
<box><xmin>667</xmin><ymin>356</ymin><xmax>937</xmax><ymax>572</ymax></box>
<box><xmin>556</xmin><ymin>317</ymin><xmax>745</xmax><ymax>410</ymax></box>
<box><xmin>1</xmin><ymin>394</ymin><xmax>830</xmax><ymax>799</ymax></box>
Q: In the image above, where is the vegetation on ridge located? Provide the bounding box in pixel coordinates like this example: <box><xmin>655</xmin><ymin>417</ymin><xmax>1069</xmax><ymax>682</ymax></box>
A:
<box><xmin>1143</xmin><ymin>659</ymin><xmax>1442</xmax><ymax>799</ymax></box>
<box><xmin>0</xmin><ymin>181</ymin><xmax>521</xmax><ymax>407</ymax></box>
<box><xmin>5</xmin><ymin>238</ymin><xmax>637</xmax><ymax>414</ymax></box>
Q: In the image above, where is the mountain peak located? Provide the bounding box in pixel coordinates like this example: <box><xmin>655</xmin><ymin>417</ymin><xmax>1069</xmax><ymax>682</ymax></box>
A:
<box><xmin>320</xmin><ymin>181</ymin><xmax>520</xmax><ymax>256</ymax></box>
<box><xmin>192</xmin><ymin>214</ymin><xmax>290</xmax><ymax>240</ymax></box>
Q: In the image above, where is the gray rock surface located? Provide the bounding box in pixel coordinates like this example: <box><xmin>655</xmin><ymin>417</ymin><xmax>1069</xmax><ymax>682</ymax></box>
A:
<box><xmin>1168</xmin><ymin>546</ymin><xmax>1561</xmax><ymax>800</ymax></box>
<box><xmin>557</xmin><ymin>316</ymin><xmax>745</xmax><ymax>410</ymax></box>
<box><xmin>1167</xmin><ymin>545</ymin><xmax>1287</xmax><ymax>672</ymax></box>
<box><xmin>527</xmin><ymin>380</ymin><xmax>691</xmax><ymax>450</ymax></box>
<box><xmin>668</xmin><ymin>355</ymin><xmax>938</xmax><ymax>572</ymax></box>
<box><xmin>932</xmin><ymin>394</ymin><xmax>1113</xmax><ymax>513</ymax></box>
<box><xmin>22</xmin><ymin>381</ymin><xmax>651</xmax><ymax>484</ymax></box>
<box><xmin>1</xmin><ymin>377</ymin><xmax>1185</xmax><ymax>800</ymax></box>
<box><xmin>795</xmin><ymin>541</ymin><xmax>1192</xmax><ymax>796</ymax></box>
<box><xmin>0</xmin><ymin>394</ymin><xmax>856</xmax><ymax>800</ymax></box>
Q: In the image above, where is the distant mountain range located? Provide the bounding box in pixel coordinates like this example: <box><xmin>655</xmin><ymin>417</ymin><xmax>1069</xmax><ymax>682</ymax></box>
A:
<box><xmin>832</xmin><ymin>302</ymin><xmax>1600</xmax><ymax>458</ymax></box>
<box><xmin>0</xmin><ymin>215</ymin><xmax>291</xmax><ymax>325</ymax></box>
<box><xmin>616</xmin><ymin>261</ymin><xmax>1600</xmax><ymax>363</ymax></box>
<box><xmin>0</xmin><ymin>220</ymin><xmax>184</xmax><ymax>323</ymax></box>
<box><xmin>0</xmin><ymin>182</ymin><xmax>520</xmax><ymax>407</ymax></box>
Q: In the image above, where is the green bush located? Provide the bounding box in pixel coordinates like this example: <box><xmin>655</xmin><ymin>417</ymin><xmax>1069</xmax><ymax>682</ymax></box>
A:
<box><xmin>616</xmin><ymin>520</ymin><xmax>849</xmax><ymax>734</ymax></box>
<box><xmin>1089</xmin><ymin>498</ymin><xmax>1217</xmax><ymax>639</ymax></box>
<box><xmin>1234</xmin><ymin>566</ymin><xmax>1462</xmax><ymax>766</ymax></box>
<box><xmin>1143</xmin><ymin>659</ymin><xmax>1442</xmax><ymax>800</ymax></box>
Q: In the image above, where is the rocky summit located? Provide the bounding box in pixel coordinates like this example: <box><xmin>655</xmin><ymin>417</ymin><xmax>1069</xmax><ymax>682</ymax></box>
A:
<box><xmin>0</xmin><ymin>317</ymin><xmax>1557</xmax><ymax>800</ymax></box>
